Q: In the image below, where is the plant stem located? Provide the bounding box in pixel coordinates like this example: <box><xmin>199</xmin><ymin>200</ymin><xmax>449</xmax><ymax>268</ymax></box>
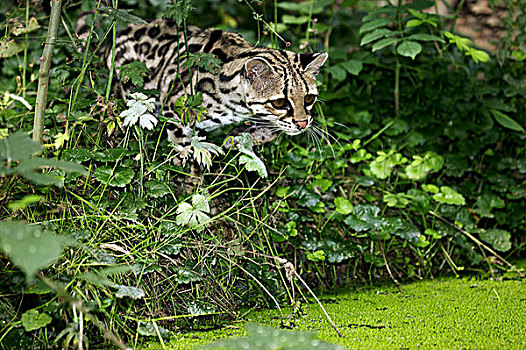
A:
<box><xmin>33</xmin><ymin>0</ymin><xmax>62</xmax><ymax>143</ymax></box>
<box><xmin>394</xmin><ymin>56</ymin><xmax>400</xmax><ymax>116</ymax></box>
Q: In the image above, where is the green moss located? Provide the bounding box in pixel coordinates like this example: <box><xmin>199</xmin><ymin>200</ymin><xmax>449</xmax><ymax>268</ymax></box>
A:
<box><xmin>150</xmin><ymin>278</ymin><xmax>526</xmax><ymax>349</ymax></box>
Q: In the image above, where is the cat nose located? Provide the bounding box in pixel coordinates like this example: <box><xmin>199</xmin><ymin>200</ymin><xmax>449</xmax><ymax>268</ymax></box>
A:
<box><xmin>294</xmin><ymin>120</ymin><xmax>308</xmax><ymax>130</ymax></box>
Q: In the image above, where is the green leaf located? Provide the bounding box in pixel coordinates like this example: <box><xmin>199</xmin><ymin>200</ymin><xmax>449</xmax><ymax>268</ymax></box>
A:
<box><xmin>0</xmin><ymin>222</ymin><xmax>72</xmax><ymax>279</ymax></box>
<box><xmin>340</xmin><ymin>59</ymin><xmax>363</xmax><ymax>76</ymax></box>
<box><xmin>61</xmin><ymin>148</ymin><xmax>93</xmax><ymax>162</ymax></box>
<box><xmin>0</xmin><ymin>131</ymin><xmax>42</xmax><ymax>161</ymax></box>
<box><xmin>491</xmin><ymin>110</ymin><xmax>525</xmax><ymax>132</ymax></box>
<box><xmin>407</xmin><ymin>8</ymin><xmax>427</xmax><ymax>20</ymax></box>
<box><xmin>235</xmin><ymin>133</ymin><xmax>268</xmax><ymax>178</ymax></box>
<box><xmin>118</xmin><ymin>61</ymin><xmax>149</xmax><ymax>88</ymax></box>
<box><xmin>369</xmin><ymin>151</ymin><xmax>407</xmax><ymax>179</ymax></box>
<box><xmin>478</xmin><ymin>229</ymin><xmax>511</xmax><ymax>252</ymax></box>
<box><xmin>406</xmin><ymin>33</ymin><xmax>445</xmax><ymax>43</ymax></box>
<box><xmin>98</xmin><ymin>7</ymin><xmax>147</xmax><ymax>24</ymax></box>
<box><xmin>137</xmin><ymin>321</ymin><xmax>170</xmax><ymax>341</ymax></box>
<box><xmin>0</xmin><ymin>40</ymin><xmax>25</xmax><ymax>58</ymax></box>
<box><xmin>282</xmin><ymin>14</ymin><xmax>310</xmax><ymax>24</ymax></box>
<box><xmin>8</xmin><ymin>195</ymin><xmax>42</xmax><ymax>211</ymax></box>
<box><xmin>176</xmin><ymin>194</ymin><xmax>210</xmax><ymax>231</ymax></box>
<box><xmin>12</xmin><ymin>158</ymin><xmax>87</xmax><ymax>187</ymax></box>
<box><xmin>174</xmin><ymin>268</ymin><xmax>202</xmax><ymax>283</ymax></box>
<box><xmin>326</xmin><ymin>65</ymin><xmax>347</xmax><ymax>82</ymax></box>
<box><xmin>94</xmin><ymin>166</ymin><xmax>134</xmax><ymax>187</ymax></box>
<box><xmin>405</xmin><ymin>19</ymin><xmax>423</xmax><ymax>28</ymax></box>
<box><xmin>21</xmin><ymin>309</ymin><xmax>52</xmax><ymax>332</ymax></box>
<box><xmin>397</xmin><ymin>40</ymin><xmax>422</xmax><ymax>59</ymax></box>
<box><xmin>239</xmin><ymin>154</ymin><xmax>268</xmax><ymax>178</ymax></box>
<box><xmin>405</xmin><ymin>152</ymin><xmax>444</xmax><ymax>180</ymax></box>
<box><xmin>114</xmin><ymin>285</ymin><xmax>145</xmax><ymax>299</ymax></box>
<box><xmin>359</xmin><ymin>18</ymin><xmax>392</xmax><ymax>34</ymax></box>
<box><xmin>334</xmin><ymin>197</ymin><xmax>353</xmax><ymax>215</ymax></box>
<box><xmin>191</xmin><ymin>136</ymin><xmax>224</xmax><ymax>169</ymax></box>
<box><xmin>313</xmin><ymin>178</ymin><xmax>333</xmax><ymax>192</ymax></box>
<box><xmin>372</xmin><ymin>37</ymin><xmax>400</xmax><ymax>52</ymax></box>
<box><xmin>276</xmin><ymin>186</ymin><xmax>291</xmax><ymax>198</ymax></box>
<box><xmin>433</xmin><ymin>186</ymin><xmax>465</xmax><ymax>205</ymax></box>
<box><xmin>422</xmin><ymin>184</ymin><xmax>439</xmax><ymax>193</ymax></box>
<box><xmin>162</xmin><ymin>0</ymin><xmax>196</xmax><ymax>25</ymax></box>
<box><xmin>145</xmin><ymin>180</ymin><xmax>170</xmax><ymax>198</ymax></box>
<box><xmin>360</xmin><ymin>29</ymin><xmax>396</xmax><ymax>46</ymax></box>
<box><xmin>466</xmin><ymin>48</ymin><xmax>490</xmax><ymax>63</ymax></box>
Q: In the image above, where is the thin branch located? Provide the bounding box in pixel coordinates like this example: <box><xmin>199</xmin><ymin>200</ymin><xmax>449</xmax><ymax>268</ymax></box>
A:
<box><xmin>33</xmin><ymin>0</ymin><xmax>62</xmax><ymax>143</ymax></box>
<box><xmin>430</xmin><ymin>211</ymin><xmax>525</xmax><ymax>278</ymax></box>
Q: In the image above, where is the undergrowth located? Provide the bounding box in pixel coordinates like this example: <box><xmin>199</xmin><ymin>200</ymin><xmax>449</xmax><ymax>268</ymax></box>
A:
<box><xmin>0</xmin><ymin>0</ymin><xmax>525</xmax><ymax>348</ymax></box>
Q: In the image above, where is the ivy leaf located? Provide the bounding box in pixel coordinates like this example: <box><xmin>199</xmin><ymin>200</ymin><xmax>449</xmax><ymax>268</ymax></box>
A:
<box><xmin>478</xmin><ymin>229</ymin><xmax>512</xmax><ymax>252</ymax></box>
<box><xmin>397</xmin><ymin>40</ymin><xmax>422</xmax><ymax>59</ymax></box>
<box><xmin>0</xmin><ymin>222</ymin><xmax>73</xmax><ymax>280</ymax></box>
<box><xmin>114</xmin><ymin>284</ymin><xmax>145</xmax><ymax>299</ymax></box>
<box><xmin>433</xmin><ymin>186</ymin><xmax>465</xmax><ymax>205</ymax></box>
<box><xmin>118</xmin><ymin>61</ymin><xmax>149</xmax><ymax>88</ymax></box>
<box><xmin>21</xmin><ymin>309</ymin><xmax>52</xmax><ymax>332</ymax></box>
<box><xmin>94</xmin><ymin>166</ymin><xmax>134</xmax><ymax>187</ymax></box>
<box><xmin>174</xmin><ymin>268</ymin><xmax>203</xmax><ymax>284</ymax></box>
<box><xmin>145</xmin><ymin>180</ymin><xmax>170</xmax><ymax>198</ymax></box>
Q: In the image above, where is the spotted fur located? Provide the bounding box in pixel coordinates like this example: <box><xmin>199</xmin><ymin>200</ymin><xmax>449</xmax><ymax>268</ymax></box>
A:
<box><xmin>109</xmin><ymin>20</ymin><xmax>328</xmax><ymax>157</ymax></box>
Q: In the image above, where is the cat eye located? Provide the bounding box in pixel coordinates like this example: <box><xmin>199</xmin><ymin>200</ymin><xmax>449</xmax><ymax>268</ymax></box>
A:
<box><xmin>304</xmin><ymin>94</ymin><xmax>316</xmax><ymax>105</ymax></box>
<box><xmin>271</xmin><ymin>98</ymin><xmax>288</xmax><ymax>109</ymax></box>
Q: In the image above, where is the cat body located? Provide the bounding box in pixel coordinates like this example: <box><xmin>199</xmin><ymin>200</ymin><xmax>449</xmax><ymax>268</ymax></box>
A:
<box><xmin>109</xmin><ymin>20</ymin><xmax>328</xmax><ymax>159</ymax></box>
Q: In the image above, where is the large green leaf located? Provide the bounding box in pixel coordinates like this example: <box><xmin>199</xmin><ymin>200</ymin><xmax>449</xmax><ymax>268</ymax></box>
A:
<box><xmin>145</xmin><ymin>180</ymin><xmax>170</xmax><ymax>198</ymax></box>
<box><xmin>0</xmin><ymin>222</ymin><xmax>72</xmax><ymax>279</ymax></box>
<box><xmin>0</xmin><ymin>131</ymin><xmax>42</xmax><ymax>161</ymax></box>
<box><xmin>21</xmin><ymin>309</ymin><xmax>52</xmax><ymax>332</ymax></box>
<box><xmin>478</xmin><ymin>229</ymin><xmax>512</xmax><ymax>252</ymax></box>
<box><xmin>94</xmin><ymin>166</ymin><xmax>134</xmax><ymax>187</ymax></box>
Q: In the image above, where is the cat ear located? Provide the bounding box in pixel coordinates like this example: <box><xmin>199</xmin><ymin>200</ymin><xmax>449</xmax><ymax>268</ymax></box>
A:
<box><xmin>244</xmin><ymin>57</ymin><xmax>275</xmax><ymax>81</ymax></box>
<box><xmin>300</xmin><ymin>52</ymin><xmax>328</xmax><ymax>76</ymax></box>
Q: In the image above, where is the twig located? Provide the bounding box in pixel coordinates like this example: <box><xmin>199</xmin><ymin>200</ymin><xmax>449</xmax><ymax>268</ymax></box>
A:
<box><xmin>429</xmin><ymin>211</ymin><xmax>525</xmax><ymax>278</ymax></box>
<box><xmin>275</xmin><ymin>258</ymin><xmax>343</xmax><ymax>338</ymax></box>
<box><xmin>380</xmin><ymin>241</ymin><xmax>402</xmax><ymax>293</ymax></box>
<box><xmin>33</xmin><ymin>0</ymin><xmax>62</xmax><ymax>143</ymax></box>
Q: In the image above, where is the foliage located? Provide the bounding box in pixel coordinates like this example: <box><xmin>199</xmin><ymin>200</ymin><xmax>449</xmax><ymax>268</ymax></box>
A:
<box><xmin>205</xmin><ymin>324</ymin><xmax>342</xmax><ymax>349</ymax></box>
<box><xmin>0</xmin><ymin>0</ymin><xmax>525</xmax><ymax>348</ymax></box>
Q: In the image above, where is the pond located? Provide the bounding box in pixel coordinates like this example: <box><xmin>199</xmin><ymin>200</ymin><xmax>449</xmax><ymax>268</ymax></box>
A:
<box><xmin>148</xmin><ymin>277</ymin><xmax>525</xmax><ymax>349</ymax></box>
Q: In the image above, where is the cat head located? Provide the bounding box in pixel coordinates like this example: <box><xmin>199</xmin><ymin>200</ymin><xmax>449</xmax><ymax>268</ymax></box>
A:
<box><xmin>242</xmin><ymin>51</ymin><xmax>328</xmax><ymax>136</ymax></box>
